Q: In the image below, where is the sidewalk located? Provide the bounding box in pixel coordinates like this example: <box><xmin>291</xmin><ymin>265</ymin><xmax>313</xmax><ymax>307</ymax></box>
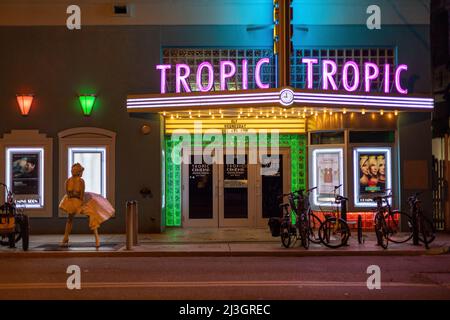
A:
<box><xmin>1</xmin><ymin>228</ymin><xmax>450</xmax><ymax>258</ymax></box>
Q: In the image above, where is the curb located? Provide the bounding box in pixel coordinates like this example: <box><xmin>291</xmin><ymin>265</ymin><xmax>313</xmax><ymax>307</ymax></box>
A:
<box><xmin>1</xmin><ymin>245</ymin><xmax>449</xmax><ymax>258</ymax></box>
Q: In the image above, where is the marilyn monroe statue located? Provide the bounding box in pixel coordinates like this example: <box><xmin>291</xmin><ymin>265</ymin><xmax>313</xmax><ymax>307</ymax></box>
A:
<box><xmin>59</xmin><ymin>163</ymin><xmax>114</xmax><ymax>247</ymax></box>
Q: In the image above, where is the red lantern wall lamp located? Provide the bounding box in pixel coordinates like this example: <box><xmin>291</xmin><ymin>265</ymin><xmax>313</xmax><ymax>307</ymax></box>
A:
<box><xmin>16</xmin><ymin>94</ymin><xmax>34</xmax><ymax>116</ymax></box>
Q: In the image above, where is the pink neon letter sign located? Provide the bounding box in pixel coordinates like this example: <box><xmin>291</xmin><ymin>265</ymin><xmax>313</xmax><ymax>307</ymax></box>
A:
<box><xmin>220</xmin><ymin>61</ymin><xmax>236</xmax><ymax>91</ymax></box>
<box><xmin>156</xmin><ymin>64</ymin><xmax>171</xmax><ymax>94</ymax></box>
<box><xmin>364</xmin><ymin>62</ymin><xmax>379</xmax><ymax>92</ymax></box>
<box><xmin>196</xmin><ymin>61</ymin><xmax>214</xmax><ymax>92</ymax></box>
<box><xmin>322</xmin><ymin>60</ymin><xmax>338</xmax><ymax>90</ymax></box>
<box><xmin>342</xmin><ymin>61</ymin><xmax>360</xmax><ymax>92</ymax></box>
<box><xmin>176</xmin><ymin>64</ymin><xmax>191</xmax><ymax>93</ymax></box>
<box><xmin>395</xmin><ymin>64</ymin><xmax>408</xmax><ymax>94</ymax></box>
<box><xmin>242</xmin><ymin>59</ymin><xmax>248</xmax><ymax>90</ymax></box>
<box><xmin>302</xmin><ymin>58</ymin><xmax>318</xmax><ymax>89</ymax></box>
<box><xmin>255</xmin><ymin>58</ymin><xmax>270</xmax><ymax>89</ymax></box>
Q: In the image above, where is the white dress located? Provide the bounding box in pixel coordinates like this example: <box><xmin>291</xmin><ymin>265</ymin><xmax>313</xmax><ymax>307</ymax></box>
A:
<box><xmin>59</xmin><ymin>192</ymin><xmax>114</xmax><ymax>230</ymax></box>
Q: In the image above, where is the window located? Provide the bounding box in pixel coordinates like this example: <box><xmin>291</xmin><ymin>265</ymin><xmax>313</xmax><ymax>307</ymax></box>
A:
<box><xmin>68</xmin><ymin>147</ymin><xmax>106</xmax><ymax>197</ymax></box>
<box><xmin>349</xmin><ymin>131</ymin><xmax>395</xmax><ymax>143</ymax></box>
<box><xmin>58</xmin><ymin>128</ymin><xmax>116</xmax><ymax>216</ymax></box>
<box><xmin>311</xmin><ymin>131</ymin><xmax>345</xmax><ymax>145</ymax></box>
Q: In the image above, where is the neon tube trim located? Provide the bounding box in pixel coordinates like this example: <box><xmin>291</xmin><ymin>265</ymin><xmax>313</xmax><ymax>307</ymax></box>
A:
<box><xmin>312</xmin><ymin>148</ymin><xmax>344</xmax><ymax>207</ymax></box>
<box><xmin>6</xmin><ymin>147</ymin><xmax>44</xmax><ymax>209</ymax></box>
<box><xmin>353</xmin><ymin>147</ymin><xmax>392</xmax><ymax>208</ymax></box>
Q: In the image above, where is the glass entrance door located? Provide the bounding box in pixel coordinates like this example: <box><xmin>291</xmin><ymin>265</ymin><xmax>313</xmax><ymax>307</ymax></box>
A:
<box><xmin>182</xmin><ymin>150</ymin><xmax>289</xmax><ymax>228</ymax></box>
<box><xmin>182</xmin><ymin>155</ymin><xmax>218</xmax><ymax>227</ymax></box>
<box><xmin>218</xmin><ymin>154</ymin><xmax>256</xmax><ymax>227</ymax></box>
<box><xmin>255</xmin><ymin>148</ymin><xmax>291</xmax><ymax>227</ymax></box>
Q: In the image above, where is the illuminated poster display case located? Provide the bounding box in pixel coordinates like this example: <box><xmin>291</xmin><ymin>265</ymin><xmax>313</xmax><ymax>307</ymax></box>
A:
<box><xmin>0</xmin><ymin>130</ymin><xmax>53</xmax><ymax>217</ymax></box>
<box><xmin>353</xmin><ymin>147</ymin><xmax>392</xmax><ymax>207</ymax></box>
<box><xmin>6</xmin><ymin>148</ymin><xmax>44</xmax><ymax>208</ymax></box>
<box><xmin>311</xmin><ymin>148</ymin><xmax>344</xmax><ymax>206</ymax></box>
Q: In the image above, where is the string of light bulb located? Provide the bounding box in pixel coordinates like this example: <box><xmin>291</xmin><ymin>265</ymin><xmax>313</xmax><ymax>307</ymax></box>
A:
<box><xmin>161</xmin><ymin>107</ymin><xmax>399</xmax><ymax>120</ymax></box>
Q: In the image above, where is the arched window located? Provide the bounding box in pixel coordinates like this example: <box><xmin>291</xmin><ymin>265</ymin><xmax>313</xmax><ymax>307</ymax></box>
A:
<box><xmin>58</xmin><ymin>128</ymin><xmax>116</xmax><ymax>216</ymax></box>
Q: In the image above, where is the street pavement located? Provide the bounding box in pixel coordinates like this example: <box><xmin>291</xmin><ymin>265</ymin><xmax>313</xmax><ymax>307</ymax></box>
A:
<box><xmin>1</xmin><ymin>231</ymin><xmax>450</xmax><ymax>257</ymax></box>
<box><xmin>0</xmin><ymin>255</ymin><xmax>449</xmax><ymax>300</ymax></box>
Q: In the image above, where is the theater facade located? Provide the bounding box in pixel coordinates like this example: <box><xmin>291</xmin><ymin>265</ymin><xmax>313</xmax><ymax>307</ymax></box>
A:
<box><xmin>0</xmin><ymin>0</ymin><xmax>434</xmax><ymax>234</ymax></box>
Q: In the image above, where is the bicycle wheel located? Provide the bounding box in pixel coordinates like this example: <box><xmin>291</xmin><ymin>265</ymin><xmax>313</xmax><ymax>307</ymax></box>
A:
<box><xmin>308</xmin><ymin>212</ymin><xmax>322</xmax><ymax>244</ymax></box>
<box><xmin>357</xmin><ymin>215</ymin><xmax>363</xmax><ymax>244</ymax></box>
<box><xmin>318</xmin><ymin>218</ymin><xmax>350</xmax><ymax>249</ymax></box>
<box><xmin>375</xmin><ymin>217</ymin><xmax>389</xmax><ymax>249</ymax></box>
<box><xmin>418</xmin><ymin>215</ymin><xmax>436</xmax><ymax>248</ymax></box>
<box><xmin>280</xmin><ymin>221</ymin><xmax>295</xmax><ymax>248</ymax></box>
<box><xmin>299</xmin><ymin>221</ymin><xmax>310</xmax><ymax>249</ymax></box>
<box><xmin>385</xmin><ymin>211</ymin><xmax>413</xmax><ymax>243</ymax></box>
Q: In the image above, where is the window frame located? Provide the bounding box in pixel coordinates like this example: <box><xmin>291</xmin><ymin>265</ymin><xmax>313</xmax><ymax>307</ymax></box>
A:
<box><xmin>58</xmin><ymin>128</ymin><xmax>116</xmax><ymax>217</ymax></box>
<box><xmin>68</xmin><ymin>147</ymin><xmax>107</xmax><ymax>198</ymax></box>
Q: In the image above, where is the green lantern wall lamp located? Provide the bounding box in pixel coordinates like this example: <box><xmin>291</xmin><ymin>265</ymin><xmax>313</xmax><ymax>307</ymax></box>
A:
<box><xmin>78</xmin><ymin>94</ymin><xmax>97</xmax><ymax>116</ymax></box>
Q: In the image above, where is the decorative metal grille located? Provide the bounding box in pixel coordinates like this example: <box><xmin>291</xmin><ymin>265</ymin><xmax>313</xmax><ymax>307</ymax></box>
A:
<box><xmin>290</xmin><ymin>48</ymin><xmax>397</xmax><ymax>92</ymax></box>
<box><xmin>162</xmin><ymin>48</ymin><xmax>276</xmax><ymax>93</ymax></box>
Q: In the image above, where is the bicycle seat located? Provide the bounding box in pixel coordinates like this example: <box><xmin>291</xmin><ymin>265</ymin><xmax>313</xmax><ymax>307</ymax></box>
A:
<box><xmin>335</xmin><ymin>195</ymin><xmax>349</xmax><ymax>201</ymax></box>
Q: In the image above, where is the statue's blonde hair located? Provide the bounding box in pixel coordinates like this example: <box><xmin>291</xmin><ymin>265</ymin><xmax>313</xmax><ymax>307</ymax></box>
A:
<box><xmin>71</xmin><ymin>163</ymin><xmax>85</xmax><ymax>176</ymax></box>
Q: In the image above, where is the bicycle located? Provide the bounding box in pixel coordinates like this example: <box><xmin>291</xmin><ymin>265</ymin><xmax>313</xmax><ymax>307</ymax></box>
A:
<box><xmin>278</xmin><ymin>187</ymin><xmax>321</xmax><ymax>249</ymax></box>
<box><xmin>279</xmin><ymin>202</ymin><xmax>297</xmax><ymax>248</ymax></box>
<box><xmin>372</xmin><ymin>194</ymin><xmax>392</xmax><ymax>249</ymax></box>
<box><xmin>0</xmin><ymin>183</ymin><xmax>30</xmax><ymax>251</ymax></box>
<box><xmin>381</xmin><ymin>193</ymin><xmax>414</xmax><ymax>244</ymax></box>
<box><xmin>318</xmin><ymin>185</ymin><xmax>350</xmax><ymax>249</ymax></box>
<box><xmin>408</xmin><ymin>193</ymin><xmax>436</xmax><ymax>249</ymax></box>
<box><xmin>296</xmin><ymin>187</ymin><xmax>322</xmax><ymax>245</ymax></box>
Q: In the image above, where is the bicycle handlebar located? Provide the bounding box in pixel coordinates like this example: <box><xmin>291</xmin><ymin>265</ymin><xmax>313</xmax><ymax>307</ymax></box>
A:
<box><xmin>335</xmin><ymin>194</ymin><xmax>349</xmax><ymax>201</ymax></box>
<box><xmin>280</xmin><ymin>187</ymin><xmax>317</xmax><ymax>198</ymax></box>
<box><xmin>372</xmin><ymin>194</ymin><xmax>392</xmax><ymax>203</ymax></box>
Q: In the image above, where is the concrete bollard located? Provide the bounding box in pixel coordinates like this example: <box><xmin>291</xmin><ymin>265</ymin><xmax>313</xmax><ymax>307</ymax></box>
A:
<box><xmin>126</xmin><ymin>200</ymin><xmax>137</xmax><ymax>250</ymax></box>
<box><xmin>133</xmin><ymin>201</ymin><xmax>139</xmax><ymax>246</ymax></box>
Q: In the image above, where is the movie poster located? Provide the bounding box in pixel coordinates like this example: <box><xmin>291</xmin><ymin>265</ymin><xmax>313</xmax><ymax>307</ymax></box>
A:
<box><xmin>314</xmin><ymin>149</ymin><xmax>342</xmax><ymax>204</ymax></box>
<box><xmin>354</xmin><ymin>148</ymin><xmax>390</xmax><ymax>205</ymax></box>
<box><xmin>10</xmin><ymin>151</ymin><xmax>42</xmax><ymax>207</ymax></box>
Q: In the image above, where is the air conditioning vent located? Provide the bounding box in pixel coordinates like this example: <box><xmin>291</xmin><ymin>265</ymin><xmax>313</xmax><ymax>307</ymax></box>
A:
<box><xmin>113</xmin><ymin>4</ymin><xmax>133</xmax><ymax>17</ymax></box>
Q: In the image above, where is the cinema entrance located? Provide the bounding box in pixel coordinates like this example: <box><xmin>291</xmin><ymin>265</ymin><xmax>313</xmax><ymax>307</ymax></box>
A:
<box><xmin>182</xmin><ymin>147</ymin><xmax>291</xmax><ymax>228</ymax></box>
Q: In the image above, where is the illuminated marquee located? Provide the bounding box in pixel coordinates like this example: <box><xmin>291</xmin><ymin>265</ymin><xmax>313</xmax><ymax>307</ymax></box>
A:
<box><xmin>157</xmin><ymin>57</ymin><xmax>409</xmax><ymax>95</ymax></box>
<box><xmin>127</xmin><ymin>58</ymin><xmax>433</xmax><ymax>112</ymax></box>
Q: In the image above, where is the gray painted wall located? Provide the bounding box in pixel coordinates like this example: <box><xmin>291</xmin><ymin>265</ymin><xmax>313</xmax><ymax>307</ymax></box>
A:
<box><xmin>0</xmin><ymin>26</ymin><xmax>165</xmax><ymax>234</ymax></box>
<box><xmin>0</xmin><ymin>23</ymin><xmax>433</xmax><ymax>234</ymax></box>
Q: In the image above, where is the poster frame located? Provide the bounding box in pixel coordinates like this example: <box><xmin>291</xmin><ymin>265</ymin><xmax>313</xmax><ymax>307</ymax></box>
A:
<box><xmin>6</xmin><ymin>147</ymin><xmax>44</xmax><ymax>209</ymax></box>
<box><xmin>353</xmin><ymin>147</ymin><xmax>392</xmax><ymax>207</ymax></box>
<box><xmin>311</xmin><ymin>148</ymin><xmax>344</xmax><ymax>207</ymax></box>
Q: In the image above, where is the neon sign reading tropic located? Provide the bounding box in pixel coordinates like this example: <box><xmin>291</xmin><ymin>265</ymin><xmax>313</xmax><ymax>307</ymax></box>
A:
<box><xmin>156</xmin><ymin>58</ymin><xmax>409</xmax><ymax>95</ymax></box>
<box><xmin>302</xmin><ymin>58</ymin><xmax>409</xmax><ymax>94</ymax></box>
<box><xmin>157</xmin><ymin>58</ymin><xmax>270</xmax><ymax>94</ymax></box>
